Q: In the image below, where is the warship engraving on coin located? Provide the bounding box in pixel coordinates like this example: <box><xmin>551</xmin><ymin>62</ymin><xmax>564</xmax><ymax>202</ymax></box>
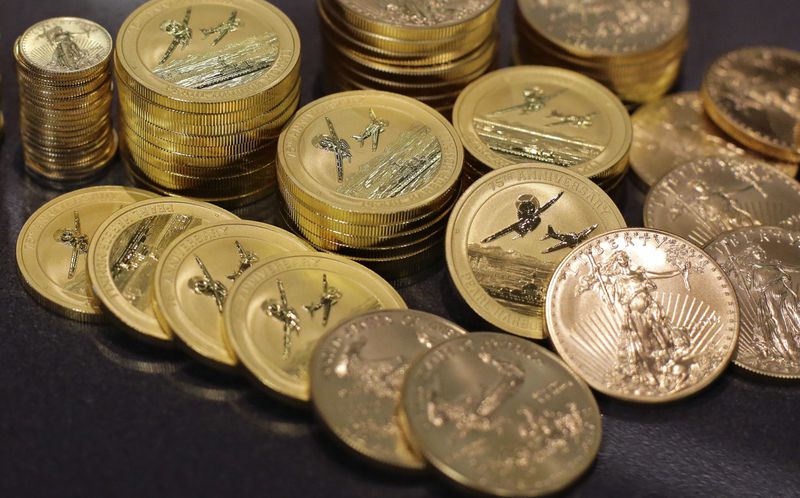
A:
<box><xmin>547</xmin><ymin>229</ymin><xmax>739</xmax><ymax>402</ymax></box>
<box><xmin>702</xmin><ymin>47</ymin><xmax>800</xmax><ymax>162</ymax></box>
<box><xmin>645</xmin><ymin>157</ymin><xmax>800</xmax><ymax>247</ymax></box>
<box><xmin>706</xmin><ymin>227</ymin><xmax>800</xmax><ymax>379</ymax></box>
<box><xmin>400</xmin><ymin>333</ymin><xmax>601</xmax><ymax>496</ymax></box>
<box><xmin>310</xmin><ymin>310</ymin><xmax>466</xmax><ymax>470</ymax></box>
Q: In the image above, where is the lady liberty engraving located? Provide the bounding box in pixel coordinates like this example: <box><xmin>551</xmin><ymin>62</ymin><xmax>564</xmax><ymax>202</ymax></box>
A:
<box><xmin>39</xmin><ymin>25</ymin><xmax>87</xmax><ymax>70</ymax></box>
<box><xmin>579</xmin><ymin>251</ymin><xmax>695</xmax><ymax>392</ymax></box>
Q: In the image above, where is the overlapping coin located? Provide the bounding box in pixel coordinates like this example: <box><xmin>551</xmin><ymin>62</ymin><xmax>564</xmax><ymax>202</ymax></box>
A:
<box><xmin>546</xmin><ymin>228</ymin><xmax>739</xmax><ymax>402</ymax></box>
<box><xmin>446</xmin><ymin>164</ymin><xmax>625</xmax><ymax>339</ymax></box>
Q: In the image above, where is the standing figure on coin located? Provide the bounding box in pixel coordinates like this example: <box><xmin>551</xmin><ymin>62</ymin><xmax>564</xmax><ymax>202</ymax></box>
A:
<box><xmin>40</xmin><ymin>25</ymin><xmax>87</xmax><ymax>70</ymax></box>
<box><xmin>580</xmin><ymin>251</ymin><xmax>693</xmax><ymax>391</ymax></box>
<box><xmin>671</xmin><ymin>179</ymin><xmax>760</xmax><ymax>230</ymax></box>
<box><xmin>159</xmin><ymin>7</ymin><xmax>193</xmax><ymax>65</ymax></box>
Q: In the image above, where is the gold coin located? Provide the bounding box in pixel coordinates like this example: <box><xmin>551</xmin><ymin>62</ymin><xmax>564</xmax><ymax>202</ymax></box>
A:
<box><xmin>702</xmin><ymin>46</ymin><xmax>800</xmax><ymax>163</ymax></box>
<box><xmin>154</xmin><ymin>221</ymin><xmax>312</xmax><ymax>368</ymax></box>
<box><xmin>644</xmin><ymin>157</ymin><xmax>800</xmax><ymax>247</ymax></box>
<box><xmin>277</xmin><ymin>90</ymin><xmax>463</xmax><ymax>224</ymax></box>
<box><xmin>116</xmin><ymin>0</ymin><xmax>300</xmax><ymax>113</ymax></box>
<box><xmin>18</xmin><ymin>17</ymin><xmax>112</xmax><ymax>77</ymax></box>
<box><xmin>546</xmin><ymin>228</ymin><xmax>739</xmax><ymax>403</ymax></box>
<box><xmin>87</xmin><ymin>198</ymin><xmax>238</xmax><ymax>343</ymax></box>
<box><xmin>16</xmin><ymin>186</ymin><xmax>159</xmax><ymax>322</ymax></box>
<box><xmin>224</xmin><ymin>252</ymin><xmax>406</xmax><ymax>402</ymax></box>
<box><xmin>631</xmin><ymin>92</ymin><xmax>799</xmax><ymax>187</ymax></box>
<box><xmin>705</xmin><ymin>226</ymin><xmax>800</xmax><ymax>379</ymax></box>
<box><xmin>446</xmin><ymin>164</ymin><xmax>625</xmax><ymax>339</ymax></box>
<box><xmin>400</xmin><ymin>332</ymin><xmax>602</xmax><ymax>496</ymax></box>
<box><xmin>453</xmin><ymin>66</ymin><xmax>632</xmax><ymax>179</ymax></box>
<box><xmin>310</xmin><ymin>309</ymin><xmax>466</xmax><ymax>470</ymax></box>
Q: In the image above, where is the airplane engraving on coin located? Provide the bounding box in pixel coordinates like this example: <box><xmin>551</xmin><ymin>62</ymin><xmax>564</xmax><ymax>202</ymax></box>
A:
<box><xmin>313</xmin><ymin>117</ymin><xmax>352</xmax><ymax>182</ymax></box>
<box><xmin>159</xmin><ymin>7</ymin><xmax>193</xmax><ymax>65</ymax></box>
<box><xmin>201</xmin><ymin>10</ymin><xmax>242</xmax><ymax>46</ymax></box>
<box><xmin>189</xmin><ymin>255</ymin><xmax>228</xmax><ymax>312</ymax></box>
<box><xmin>547</xmin><ymin>111</ymin><xmax>597</xmax><ymax>128</ymax></box>
<box><xmin>226</xmin><ymin>241</ymin><xmax>258</xmax><ymax>282</ymax></box>
<box><xmin>487</xmin><ymin>87</ymin><xmax>565</xmax><ymax>116</ymax></box>
<box><xmin>481</xmin><ymin>192</ymin><xmax>564</xmax><ymax>243</ymax></box>
<box><xmin>262</xmin><ymin>280</ymin><xmax>301</xmax><ymax>358</ymax></box>
<box><xmin>56</xmin><ymin>211</ymin><xmax>90</xmax><ymax>280</ymax></box>
<box><xmin>352</xmin><ymin>108</ymin><xmax>389</xmax><ymax>152</ymax></box>
<box><xmin>305</xmin><ymin>274</ymin><xmax>342</xmax><ymax>326</ymax></box>
<box><xmin>540</xmin><ymin>224</ymin><xmax>598</xmax><ymax>253</ymax></box>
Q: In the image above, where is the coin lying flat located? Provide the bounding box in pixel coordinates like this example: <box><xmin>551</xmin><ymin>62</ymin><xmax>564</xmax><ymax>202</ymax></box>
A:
<box><xmin>630</xmin><ymin>92</ymin><xmax>798</xmax><ymax>188</ymax></box>
<box><xmin>645</xmin><ymin>157</ymin><xmax>800</xmax><ymax>247</ymax></box>
<box><xmin>400</xmin><ymin>332</ymin><xmax>601</xmax><ymax>496</ymax></box>
<box><xmin>88</xmin><ymin>198</ymin><xmax>238</xmax><ymax>343</ymax></box>
<box><xmin>547</xmin><ymin>229</ymin><xmax>739</xmax><ymax>403</ymax></box>
<box><xmin>702</xmin><ymin>47</ymin><xmax>800</xmax><ymax>163</ymax></box>
<box><xmin>309</xmin><ymin>310</ymin><xmax>465</xmax><ymax>470</ymax></box>
<box><xmin>706</xmin><ymin>227</ymin><xmax>800</xmax><ymax>379</ymax></box>
<box><xmin>453</xmin><ymin>66</ymin><xmax>631</xmax><ymax>182</ymax></box>
<box><xmin>16</xmin><ymin>186</ymin><xmax>159</xmax><ymax>322</ymax></box>
<box><xmin>224</xmin><ymin>252</ymin><xmax>406</xmax><ymax>402</ymax></box>
<box><xmin>446</xmin><ymin>164</ymin><xmax>626</xmax><ymax>339</ymax></box>
<box><xmin>153</xmin><ymin>221</ymin><xmax>312</xmax><ymax>368</ymax></box>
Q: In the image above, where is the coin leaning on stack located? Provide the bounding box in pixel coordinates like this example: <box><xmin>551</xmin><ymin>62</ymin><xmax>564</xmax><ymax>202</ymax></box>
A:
<box><xmin>15</xmin><ymin>17</ymin><xmax>117</xmax><ymax>185</ymax></box>
<box><xmin>514</xmin><ymin>0</ymin><xmax>689</xmax><ymax>105</ymax></box>
<box><xmin>318</xmin><ymin>0</ymin><xmax>500</xmax><ymax>114</ymax></box>
<box><xmin>115</xmin><ymin>0</ymin><xmax>301</xmax><ymax>207</ymax></box>
<box><xmin>277</xmin><ymin>91</ymin><xmax>463</xmax><ymax>280</ymax></box>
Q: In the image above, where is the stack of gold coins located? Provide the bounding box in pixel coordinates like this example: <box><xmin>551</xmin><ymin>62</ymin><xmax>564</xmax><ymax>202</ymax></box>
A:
<box><xmin>453</xmin><ymin>66</ymin><xmax>632</xmax><ymax>192</ymax></box>
<box><xmin>514</xmin><ymin>0</ymin><xmax>689</xmax><ymax>105</ymax></box>
<box><xmin>15</xmin><ymin>17</ymin><xmax>116</xmax><ymax>185</ymax></box>
<box><xmin>277</xmin><ymin>91</ymin><xmax>463</xmax><ymax>280</ymax></box>
<box><xmin>318</xmin><ymin>0</ymin><xmax>500</xmax><ymax>114</ymax></box>
<box><xmin>115</xmin><ymin>0</ymin><xmax>301</xmax><ymax>207</ymax></box>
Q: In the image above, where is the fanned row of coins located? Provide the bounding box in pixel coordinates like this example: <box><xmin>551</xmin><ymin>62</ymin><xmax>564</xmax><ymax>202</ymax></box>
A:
<box><xmin>276</xmin><ymin>91</ymin><xmax>463</xmax><ymax>280</ymax></box>
<box><xmin>453</xmin><ymin>66</ymin><xmax>632</xmax><ymax>191</ymax></box>
<box><xmin>318</xmin><ymin>0</ymin><xmax>500</xmax><ymax>113</ymax></box>
<box><xmin>514</xmin><ymin>0</ymin><xmax>689</xmax><ymax>105</ymax></box>
<box><xmin>115</xmin><ymin>0</ymin><xmax>301</xmax><ymax>207</ymax></box>
<box><xmin>15</xmin><ymin>17</ymin><xmax>117</xmax><ymax>184</ymax></box>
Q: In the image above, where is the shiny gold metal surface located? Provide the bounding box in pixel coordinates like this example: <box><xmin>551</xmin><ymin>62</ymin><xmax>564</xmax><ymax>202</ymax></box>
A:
<box><xmin>310</xmin><ymin>310</ymin><xmax>466</xmax><ymax>470</ymax></box>
<box><xmin>446</xmin><ymin>164</ymin><xmax>626</xmax><ymax>339</ymax></box>
<box><xmin>400</xmin><ymin>332</ymin><xmax>602</xmax><ymax>496</ymax></box>
<box><xmin>644</xmin><ymin>157</ymin><xmax>800</xmax><ymax>247</ymax></box>
<box><xmin>224</xmin><ymin>252</ymin><xmax>406</xmax><ymax>402</ymax></box>
<box><xmin>546</xmin><ymin>228</ymin><xmax>739</xmax><ymax>403</ymax></box>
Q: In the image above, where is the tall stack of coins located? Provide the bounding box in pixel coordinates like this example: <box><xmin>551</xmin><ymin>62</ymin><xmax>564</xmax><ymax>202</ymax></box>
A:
<box><xmin>277</xmin><ymin>91</ymin><xmax>463</xmax><ymax>280</ymax></box>
<box><xmin>115</xmin><ymin>0</ymin><xmax>301</xmax><ymax>207</ymax></box>
<box><xmin>514</xmin><ymin>0</ymin><xmax>689</xmax><ymax>104</ymax></box>
<box><xmin>318</xmin><ymin>0</ymin><xmax>500</xmax><ymax>114</ymax></box>
<box><xmin>453</xmin><ymin>66</ymin><xmax>632</xmax><ymax>191</ymax></box>
<box><xmin>15</xmin><ymin>17</ymin><xmax>116</xmax><ymax>184</ymax></box>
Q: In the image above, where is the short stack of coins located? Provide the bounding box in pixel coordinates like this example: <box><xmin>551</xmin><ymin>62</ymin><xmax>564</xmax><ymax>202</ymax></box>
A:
<box><xmin>318</xmin><ymin>0</ymin><xmax>500</xmax><ymax>114</ymax></box>
<box><xmin>514</xmin><ymin>0</ymin><xmax>689</xmax><ymax>105</ymax></box>
<box><xmin>277</xmin><ymin>91</ymin><xmax>463</xmax><ymax>280</ymax></box>
<box><xmin>115</xmin><ymin>0</ymin><xmax>301</xmax><ymax>207</ymax></box>
<box><xmin>15</xmin><ymin>17</ymin><xmax>116</xmax><ymax>185</ymax></box>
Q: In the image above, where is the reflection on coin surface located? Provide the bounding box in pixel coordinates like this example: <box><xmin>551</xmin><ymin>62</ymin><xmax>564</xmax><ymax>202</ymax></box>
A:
<box><xmin>453</xmin><ymin>66</ymin><xmax>631</xmax><ymax>180</ymax></box>
<box><xmin>547</xmin><ymin>229</ymin><xmax>739</xmax><ymax>402</ymax></box>
<box><xmin>310</xmin><ymin>310</ymin><xmax>466</xmax><ymax>470</ymax></box>
<box><xmin>400</xmin><ymin>332</ymin><xmax>601</xmax><ymax>496</ymax></box>
<box><xmin>645</xmin><ymin>157</ymin><xmax>800</xmax><ymax>247</ymax></box>
<box><xmin>19</xmin><ymin>17</ymin><xmax>112</xmax><ymax>74</ymax></box>
<box><xmin>16</xmin><ymin>186</ymin><xmax>158</xmax><ymax>322</ymax></box>
<box><xmin>88</xmin><ymin>198</ymin><xmax>237</xmax><ymax>342</ymax></box>
<box><xmin>630</xmin><ymin>92</ymin><xmax>798</xmax><ymax>187</ymax></box>
<box><xmin>706</xmin><ymin>227</ymin><xmax>800</xmax><ymax>379</ymax></box>
<box><xmin>702</xmin><ymin>47</ymin><xmax>800</xmax><ymax>162</ymax></box>
<box><xmin>224</xmin><ymin>252</ymin><xmax>406</xmax><ymax>402</ymax></box>
<box><xmin>154</xmin><ymin>221</ymin><xmax>312</xmax><ymax>368</ymax></box>
<box><xmin>446</xmin><ymin>164</ymin><xmax>625</xmax><ymax>339</ymax></box>
<box><xmin>335</xmin><ymin>0</ymin><xmax>497</xmax><ymax>28</ymax></box>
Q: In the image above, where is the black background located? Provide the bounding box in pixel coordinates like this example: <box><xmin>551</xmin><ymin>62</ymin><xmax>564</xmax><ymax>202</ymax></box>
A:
<box><xmin>2</xmin><ymin>1</ymin><xmax>800</xmax><ymax>497</ymax></box>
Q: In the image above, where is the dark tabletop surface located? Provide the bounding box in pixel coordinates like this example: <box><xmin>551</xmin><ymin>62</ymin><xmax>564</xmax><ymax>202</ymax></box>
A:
<box><xmin>2</xmin><ymin>1</ymin><xmax>800</xmax><ymax>497</ymax></box>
